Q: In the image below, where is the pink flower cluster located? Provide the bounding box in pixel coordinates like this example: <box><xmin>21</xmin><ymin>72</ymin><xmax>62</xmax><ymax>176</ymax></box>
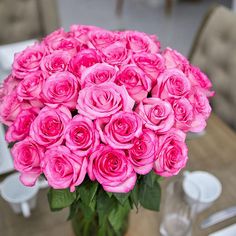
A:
<box><xmin>0</xmin><ymin>25</ymin><xmax>213</xmax><ymax>193</ymax></box>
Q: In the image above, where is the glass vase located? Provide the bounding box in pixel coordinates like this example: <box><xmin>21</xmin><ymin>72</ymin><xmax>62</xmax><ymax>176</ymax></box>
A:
<box><xmin>71</xmin><ymin>205</ymin><xmax>129</xmax><ymax>236</ymax></box>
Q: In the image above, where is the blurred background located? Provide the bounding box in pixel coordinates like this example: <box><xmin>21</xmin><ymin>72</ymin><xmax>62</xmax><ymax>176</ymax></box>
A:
<box><xmin>0</xmin><ymin>0</ymin><xmax>233</xmax><ymax>56</ymax></box>
<box><xmin>0</xmin><ymin>1</ymin><xmax>236</xmax><ymax>236</ymax></box>
<box><xmin>58</xmin><ymin>0</ymin><xmax>231</xmax><ymax>56</ymax></box>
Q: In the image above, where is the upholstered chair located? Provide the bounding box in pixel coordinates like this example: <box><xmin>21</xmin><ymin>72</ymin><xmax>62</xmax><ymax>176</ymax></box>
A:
<box><xmin>0</xmin><ymin>0</ymin><xmax>60</xmax><ymax>175</ymax></box>
<box><xmin>189</xmin><ymin>6</ymin><xmax>236</xmax><ymax>130</ymax></box>
<box><xmin>0</xmin><ymin>0</ymin><xmax>60</xmax><ymax>45</ymax></box>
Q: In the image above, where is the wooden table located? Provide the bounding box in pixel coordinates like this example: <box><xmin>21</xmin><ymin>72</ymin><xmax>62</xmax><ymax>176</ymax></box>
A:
<box><xmin>127</xmin><ymin>114</ymin><xmax>236</xmax><ymax>236</ymax></box>
<box><xmin>0</xmin><ymin>114</ymin><xmax>236</xmax><ymax>236</ymax></box>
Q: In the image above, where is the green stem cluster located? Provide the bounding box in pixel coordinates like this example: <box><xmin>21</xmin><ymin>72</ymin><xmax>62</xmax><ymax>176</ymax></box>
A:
<box><xmin>47</xmin><ymin>171</ymin><xmax>162</xmax><ymax>236</ymax></box>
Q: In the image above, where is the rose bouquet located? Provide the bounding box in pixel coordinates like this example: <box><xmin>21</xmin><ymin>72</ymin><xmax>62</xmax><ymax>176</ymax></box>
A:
<box><xmin>0</xmin><ymin>25</ymin><xmax>213</xmax><ymax>236</ymax></box>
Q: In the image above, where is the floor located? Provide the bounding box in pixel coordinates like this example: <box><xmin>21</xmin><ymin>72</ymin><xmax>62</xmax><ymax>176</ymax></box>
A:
<box><xmin>57</xmin><ymin>0</ymin><xmax>232</xmax><ymax>56</ymax></box>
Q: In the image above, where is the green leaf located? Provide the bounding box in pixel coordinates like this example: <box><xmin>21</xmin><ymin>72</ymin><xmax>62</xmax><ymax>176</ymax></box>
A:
<box><xmin>98</xmin><ymin>223</ymin><xmax>107</xmax><ymax>236</ymax></box>
<box><xmin>106</xmin><ymin>191</ymin><xmax>113</xmax><ymax>198</ymax></box>
<box><xmin>97</xmin><ymin>189</ymin><xmax>117</xmax><ymax>226</ymax></box>
<box><xmin>113</xmin><ymin>192</ymin><xmax>130</xmax><ymax>205</ymax></box>
<box><xmin>130</xmin><ymin>184</ymin><xmax>139</xmax><ymax>210</ymax></box>
<box><xmin>8</xmin><ymin>142</ymin><xmax>15</xmax><ymax>149</ymax></box>
<box><xmin>143</xmin><ymin>170</ymin><xmax>158</xmax><ymax>187</ymax></box>
<box><xmin>67</xmin><ymin>200</ymin><xmax>79</xmax><ymax>220</ymax></box>
<box><xmin>77</xmin><ymin>181</ymin><xmax>98</xmax><ymax>211</ymax></box>
<box><xmin>138</xmin><ymin>180</ymin><xmax>161</xmax><ymax>211</ymax></box>
<box><xmin>47</xmin><ymin>188</ymin><xmax>76</xmax><ymax>211</ymax></box>
<box><xmin>108</xmin><ymin>200</ymin><xmax>130</xmax><ymax>234</ymax></box>
<box><xmin>79</xmin><ymin>202</ymin><xmax>95</xmax><ymax>221</ymax></box>
<box><xmin>158</xmin><ymin>176</ymin><xmax>164</xmax><ymax>181</ymax></box>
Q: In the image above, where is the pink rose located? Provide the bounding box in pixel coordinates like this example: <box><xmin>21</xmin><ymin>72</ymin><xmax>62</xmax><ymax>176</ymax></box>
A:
<box><xmin>70</xmin><ymin>24</ymin><xmax>101</xmax><ymax>45</ymax></box>
<box><xmin>186</xmin><ymin>65</ymin><xmax>214</xmax><ymax>97</ymax></box>
<box><xmin>124</xmin><ymin>30</ymin><xmax>159</xmax><ymax>53</ymax></box>
<box><xmin>42</xmin><ymin>146</ymin><xmax>87</xmax><ymax>192</ymax></box>
<box><xmin>88</xmin><ymin>30</ymin><xmax>120</xmax><ymax>49</ymax></box>
<box><xmin>96</xmin><ymin>111</ymin><xmax>143</xmax><ymax>149</ymax></box>
<box><xmin>189</xmin><ymin>89</ymin><xmax>212</xmax><ymax>121</ymax></box>
<box><xmin>30</xmin><ymin>106</ymin><xmax>71</xmax><ymax>147</ymax></box>
<box><xmin>0</xmin><ymin>75</ymin><xmax>19</xmax><ymax>96</ymax></box>
<box><xmin>42</xmin><ymin>71</ymin><xmax>79</xmax><ymax>109</ymax></box>
<box><xmin>88</xmin><ymin>145</ymin><xmax>137</xmax><ymax>193</ymax></box>
<box><xmin>170</xmin><ymin>97</ymin><xmax>207</xmax><ymax>132</ymax></box>
<box><xmin>115</xmin><ymin>64</ymin><xmax>152</xmax><ymax>102</ymax></box>
<box><xmin>0</xmin><ymin>91</ymin><xmax>30</xmax><ymax>126</ymax></box>
<box><xmin>43</xmin><ymin>29</ymin><xmax>78</xmax><ymax>54</ymax></box>
<box><xmin>77</xmin><ymin>82</ymin><xmax>135</xmax><ymax>120</ymax></box>
<box><xmin>69</xmin><ymin>49</ymin><xmax>102</xmax><ymax>79</ymax></box>
<box><xmin>12</xmin><ymin>138</ymin><xmax>44</xmax><ymax>186</ymax></box>
<box><xmin>103</xmin><ymin>42</ymin><xmax>130</xmax><ymax>66</ymax></box>
<box><xmin>152</xmin><ymin>69</ymin><xmax>191</xmax><ymax>99</ymax></box>
<box><xmin>149</xmin><ymin>34</ymin><xmax>161</xmax><ymax>51</ymax></box>
<box><xmin>162</xmin><ymin>47</ymin><xmax>189</xmax><ymax>72</ymax></box>
<box><xmin>49</xmin><ymin>36</ymin><xmax>78</xmax><ymax>53</ymax></box>
<box><xmin>136</xmin><ymin>97</ymin><xmax>174</xmax><ymax>133</ymax></box>
<box><xmin>81</xmin><ymin>63</ymin><xmax>117</xmax><ymax>88</ymax></box>
<box><xmin>153</xmin><ymin>129</ymin><xmax>188</xmax><ymax>177</ymax></box>
<box><xmin>43</xmin><ymin>28</ymin><xmax>66</xmax><ymax>44</ymax></box>
<box><xmin>17</xmin><ymin>72</ymin><xmax>44</xmax><ymax>106</ymax></box>
<box><xmin>170</xmin><ymin>98</ymin><xmax>194</xmax><ymax>132</ymax></box>
<box><xmin>133</xmin><ymin>52</ymin><xmax>165</xmax><ymax>83</ymax></box>
<box><xmin>128</xmin><ymin>129</ymin><xmax>156</xmax><ymax>175</ymax></box>
<box><xmin>65</xmin><ymin>115</ymin><xmax>99</xmax><ymax>156</ymax></box>
<box><xmin>6</xmin><ymin>108</ymin><xmax>38</xmax><ymax>142</ymax></box>
<box><xmin>12</xmin><ymin>44</ymin><xmax>45</xmax><ymax>79</ymax></box>
<box><xmin>40</xmin><ymin>51</ymin><xmax>71</xmax><ymax>75</ymax></box>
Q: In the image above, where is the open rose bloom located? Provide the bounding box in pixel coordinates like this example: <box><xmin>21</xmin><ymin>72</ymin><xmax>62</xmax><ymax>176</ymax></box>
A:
<box><xmin>0</xmin><ymin>25</ymin><xmax>214</xmax><ymax>194</ymax></box>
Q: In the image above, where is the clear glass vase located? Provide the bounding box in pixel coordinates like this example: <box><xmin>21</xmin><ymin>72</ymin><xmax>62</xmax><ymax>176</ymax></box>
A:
<box><xmin>160</xmin><ymin>178</ymin><xmax>200</xmax><ymax>236</ymax></box>
<box><xmin>71</xmin><ymin>205</ymin><xmax>129</xmax><ymax>236</ymax></box>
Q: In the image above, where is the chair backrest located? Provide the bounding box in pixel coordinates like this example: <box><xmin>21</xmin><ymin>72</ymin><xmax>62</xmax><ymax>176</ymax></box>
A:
<box><xmin>0</xmin><ymin>0</ymin><xmax>60</xmax><ymax>45</ymax></box>
<box><xmin>189</xmin><ymin>6</ymin><xmax>236</xmax><ymax>130</ymax></box>
<box><xmin>0</xmin><ymin>0</ymin><xmax>60</xmax><ymax>174</ymax></box>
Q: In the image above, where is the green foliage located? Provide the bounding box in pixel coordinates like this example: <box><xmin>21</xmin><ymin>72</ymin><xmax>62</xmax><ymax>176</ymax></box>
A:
<box><xmin>138</xmin><ymin>171</ymin><xmax>161</xmax><ymax>211</ymax></box>
<box><xmin>143</xmin><ymin>170</ymin><xmax>158</xmax><ymax>187</ymax></box>
<box><xmin>79</xmin><ymin>202</ymin><xmax>96</xmax><ymax>221</ymax></box>
<box><xmin>130</xmin><ymin>183</ymin><xmax>139</xmax><ymax>210</ymax></box>
<box><xmin>97</xmin><ymin>189</ymin><xmax>118</xmax><ymax>226</ymax></box>
<box><xmin>48</xmin><ymin>172</ymin><xmax>162</xmax><ymax>235</ymax></box>
<box><xmin>67</xmin><ymin>200</ymin><xmax>79</xmax><ymax>220</ymax></box>
<box><xmin>108</xmin><ymin>200</ymin><xmax>130</xmax><ymax>234</ymax></box>
<box><xmin>106</xmin><ymin>191</ymin><xmax>113</xmax><ymax>198</ymax></box>
<box><xmin>113</xmin><ymin>192</ymin><xmax>130</xmax><ymax>205</ymax></box>
<box><xmin>47</xmin><ymin>188</ymin><xmax>76</xmax><ymax>211</ymax></box>
<box><xmin>77</xmin><ymin>180</ymin><xmax>98</xmax><ymax>211</ymax></box>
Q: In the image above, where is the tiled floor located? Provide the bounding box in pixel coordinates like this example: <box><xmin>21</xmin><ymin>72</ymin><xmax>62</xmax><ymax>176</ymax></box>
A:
<box><xmin>57</xmin><ymin>0</ymin><xmax>232</xmax><ymax>56</ymax></box>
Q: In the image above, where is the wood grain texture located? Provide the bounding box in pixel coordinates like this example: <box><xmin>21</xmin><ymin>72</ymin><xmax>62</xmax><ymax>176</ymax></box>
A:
<box><xmin>0</xmin><ymin>114</ymin><xmax>236</xmax><ymax>236</ymax></box>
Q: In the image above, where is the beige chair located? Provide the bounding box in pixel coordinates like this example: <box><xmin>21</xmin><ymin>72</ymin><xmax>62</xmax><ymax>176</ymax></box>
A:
<box><xmin>0</xmin><ymin>0</ymin><xmax>60</xmax><ymax>175</ymax></box>
<box><xmin>0</xmin><ymin>0</ymin><xmax>60</xmax><ymax>45</ymax></box>
<box><xmin>189</xmin><ymin>5</ymin><xmax>236</xmax><ymax>130</ymax></box>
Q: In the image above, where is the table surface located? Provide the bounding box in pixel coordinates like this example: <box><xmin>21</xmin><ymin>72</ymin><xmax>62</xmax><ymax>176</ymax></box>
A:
<box><xmin>0</xmin><ymin>114</ymin><xmax>236</xmax><ymax>236</ymax></box>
